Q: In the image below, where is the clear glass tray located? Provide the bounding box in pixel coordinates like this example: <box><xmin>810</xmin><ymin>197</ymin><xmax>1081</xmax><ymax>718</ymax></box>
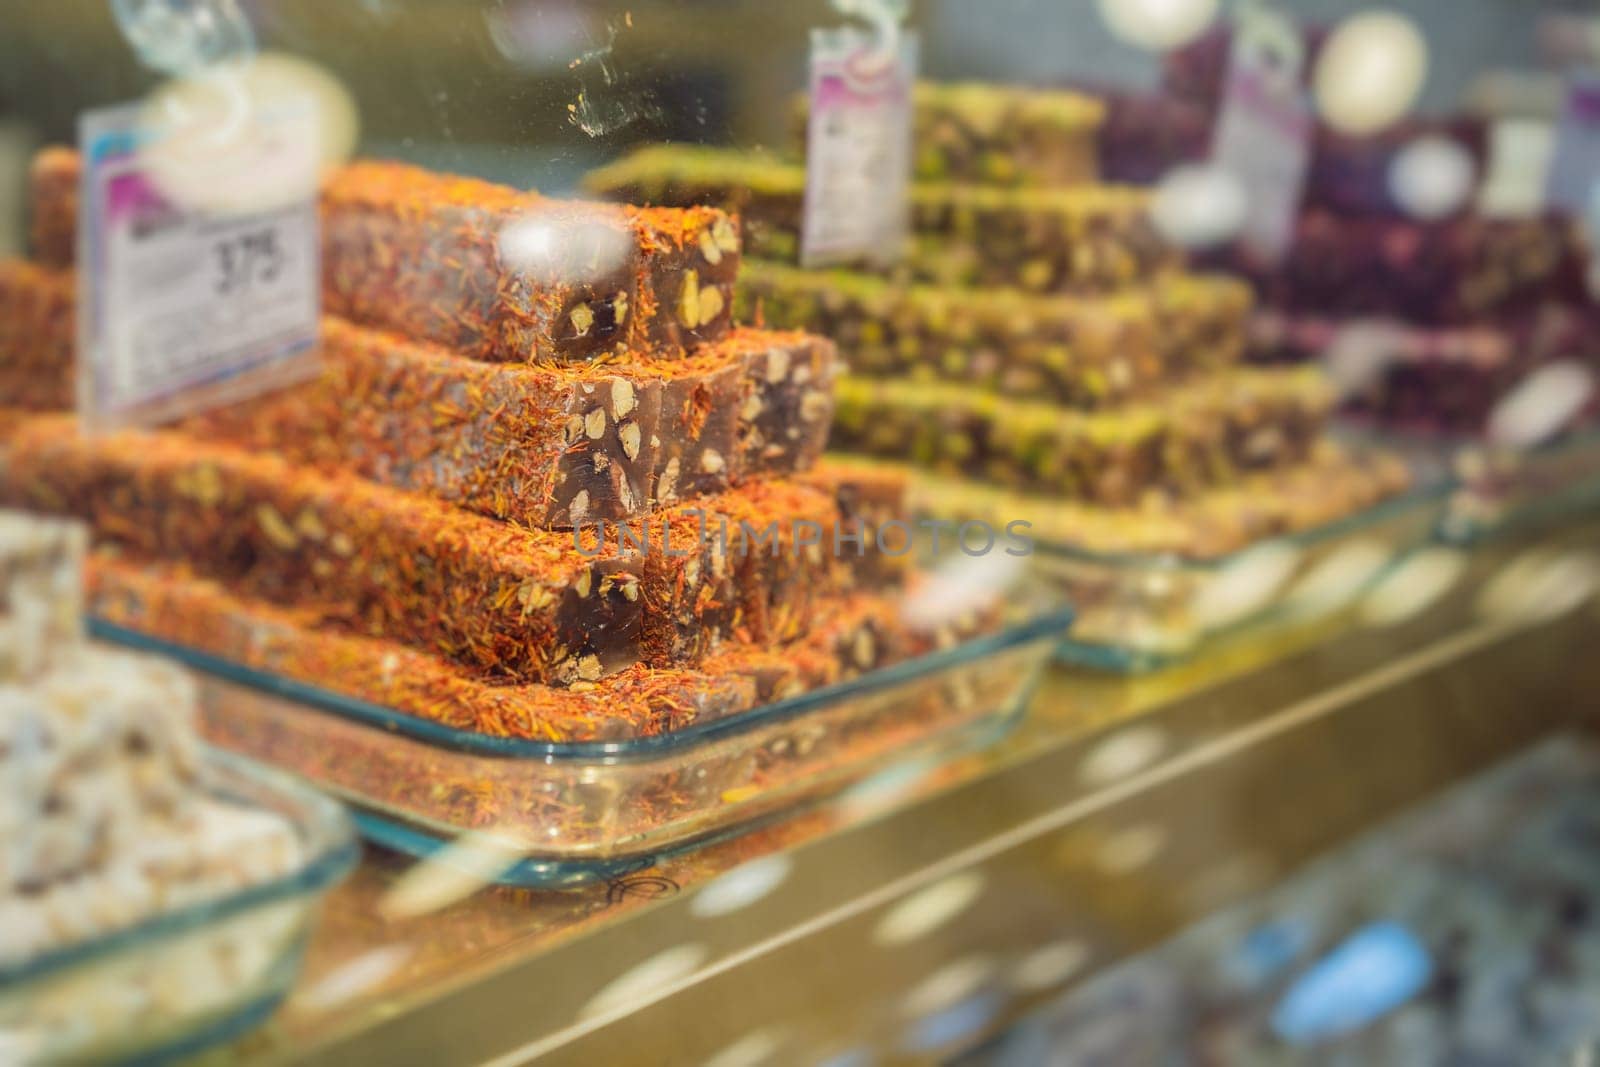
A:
<box><xmin>1437</xmin><ymin>430</ymin><xmax>1600</xmax><ymax>546</ymax></box>
<box><xmin>1044</xmin><ymin>487</ymin><xmax>1453</xmax><ymax>674</ymax></box>
<box><xmin>0</xmin><ymin>750</ymin><xmax>357</xmax><ymax>1065</ymax></box>
<box><xmin>90</xmin><ymin>610</ymin><xmax>1071</xmax><ymax>886</ymax></box>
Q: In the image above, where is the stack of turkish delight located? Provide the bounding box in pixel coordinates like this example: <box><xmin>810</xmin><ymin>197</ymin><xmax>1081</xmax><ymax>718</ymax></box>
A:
<box><xmin>585</xmin><ymin>82</ymin><xmax>1412</xmax><ymax>564</ymax></box>
<box><xmin>1084</xmin><ymin>26</ymin><xmax>1596</xmax><ymax>439</ymax></box>
<box><xmin>0</xmin><ymin>511</ymin><xmax>302</xmax><ymax>970</ymax></box>
<box><xmin>0</xmin><ymin>149</ymin><xmax>961</xmax><ymax>745</ymax></box>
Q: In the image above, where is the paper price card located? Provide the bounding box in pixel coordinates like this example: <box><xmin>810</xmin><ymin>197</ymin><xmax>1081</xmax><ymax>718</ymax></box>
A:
<box><xmin>1546</xmin><ymin>75</ymin><xmax>1600</xmax><ymax>217</ymax></box>
<box><xmin>801</xmin><ymin>25</ymin><xmax>918</xmax><ymax>269</ymax></box>
<box><xmin>1211</xmin><ymin>5</ymin><xmax>1313</xmax><ymax>263</ymax></box>
<box><xmin>77</xmin><ymin>98</ymin><xmax>320</xmax><ymax>429</ymax></box>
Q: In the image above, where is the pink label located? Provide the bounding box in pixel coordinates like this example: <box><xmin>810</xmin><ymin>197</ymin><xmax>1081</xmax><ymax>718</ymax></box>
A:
<box><xmin>1547</xmin><ymin>75</ymin><xmax>1600</xmax><ymax>214</ymax></box>
<box><xmin>800</xmin><ymin>27</ymin><xmax>917</xmax><ymax>269</ymax></box>
<box><xmin>1211</xmin><ymin>13</ymin><xmax>1312</xmax><ymax>263</ymax></box>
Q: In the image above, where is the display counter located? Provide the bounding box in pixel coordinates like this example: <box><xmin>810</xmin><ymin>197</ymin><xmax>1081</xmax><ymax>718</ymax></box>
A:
<box><xmin>211</xmin><ymin>518</ymin><xmax>1600</xmax><ymax>1066</ymax></box>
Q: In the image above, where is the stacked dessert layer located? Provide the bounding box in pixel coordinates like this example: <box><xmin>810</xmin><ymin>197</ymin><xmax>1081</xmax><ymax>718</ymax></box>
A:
<box><xmin>0</xmin><ymin>511</ymin><xmax>302</xmax><ymax>969</ymax></box>
<box><xmin>1074</xmin><ymin>27</ymin><xmax>1596</xmax><ymax>437</ymax></box>
<box><xmin>1219</xmin><ymin>209</ymin><xmax>1597</xmax><ymax>436</ymax></box>
<box><xmin>1</xmin><ymin>152</ymin><xmax>955</xmax><ymax>741</ymax></box>
<box><xmin>585</xmin><ymin>82</ymin><xmax>1409</xmax><ymax>560</ymax></box>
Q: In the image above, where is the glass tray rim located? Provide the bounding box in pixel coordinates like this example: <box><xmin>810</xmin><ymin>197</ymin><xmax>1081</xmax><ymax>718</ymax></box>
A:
<box><xmin>89</xmin><ymin>605</ymin><xmax>1074</xmax><ymax>763</ymax></box>
<box><xmin>345</xmin><ymin>685</ymin><xmax>1034</xmax><ymax>886</ymax></box>
<box><xmin>1032</xmin><ymin>479</ymin><xmax>1454</xmax><ymax>572</ymax></box>
<box><xmin>0</xmin><ymin>749</ymin><xmax>358</xmax><ymax>988</ymax></box>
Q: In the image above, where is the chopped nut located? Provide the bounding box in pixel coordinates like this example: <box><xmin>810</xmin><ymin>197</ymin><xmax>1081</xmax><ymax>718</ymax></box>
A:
<box><xmin>697</xmin><ymin>285</ymin><xmax>725</xmax><ymax>329</ymax></box>
<box><xmin>295</xmin><ymin>510</ymin><xmax>328</xmax><ymax>541</ymax></box>
<box><xmin>177</xmin><ymin>463</ymin><xmax>224</xmax><ymax>506</ymax></box>
<box><xmin>613</xmin><ymin>290</ymin><xmax>630</xmax><ymax>324</ymax></box>
<box><xmin>799</xmin><ymin>391</ymin><xmax>831</xmax><ymax>422</ymax></box>
<box><xmin>611</xmin><ymin>379</ymin><xmax>636</xmax><ymax>419</ymax></box>
<box><xmin>570</xmin><ymin>489</ymin><xmax>592</xmax><ymax>525</ymax></box>
<box><xmin>256</xmin><ymin>505</ymin><xmax>299</xmax><ymax>551</ymax></box>
<box><xmin>329</xmin><ymin>533</ymin><xmax>355</xmax><ymax>558</ymax></box>
<box><xmin>569</xmin><ymin>302</ymin><xmax>595</xmax><ymax>337</ymax></box>
<box><xmin>593</xmin><ymin>452</ymin><xmax>611</xmax><ymax>472</ymax></box>
<box><xmin>576</xmin><ymin>654</ymin><xmax>603</xmax><ymax>681</ymax></box>
<box><xmin>584</xmin><ymin>408</ymin><xmax>606</xmax><ymax>440</ymax></box>
<box><xmin>698</xmin><ymin>228</ymin><xmax>723</xmax><ymax>266</ymax></box>
<box><xmin>516</xmin><ymin>580</ymin><xmax>555</xmax><ymax>614</ymax></box>
<box><xmin>1021</xmin><ymin>258</ymin><xmax>1053</xmax><ymax>290</ymax></box>
<box><xmin>712</xmin><ymin>216</ymin><xmax>739</xmax><ymax>254</ymax></box>
<box><xmin>619</xmin><ymin>421</ymin><xmax>642</xmax><ymax>461</ymax></box>
<box><xmin>621</xmin><ymin>576</ymin><xmax>640</xmax><ymax>602</ymax></box>
<box><xmin>765</xmin><ymin>348</ymin><xmax>791</xmax><ymax>384</ymax></box>
<box><xmin>740</xmin><ymin>393</ymin><xmax>764</xmax><ymax>421</ymax></box>
<box><xmin>677</xmin><ymin>270</ymin><xmax>701</xmax><ymax>329</ymax></box>
<box><xmin>657</xmin><ymin>457</ymin><xmax>681</xmax><ymax>503</ymax></box>
<box><xmin>576</xmin><ymin>570</ymin><xmax>593</xmax><ymax>599</ymax></box>
<box><xmin>700</xmin><ymin>449</ymin><xmax>725</xmax><ymax>474</ymax></box>
<box><xmin>852</xmin><ymin>630</ymin><xmax>875</xmax><ymax>669</ymax></box>
<box><xmin>564</xmin><ymin>415</ymin><xmax>585</xmax><ymax>444</ymax></box>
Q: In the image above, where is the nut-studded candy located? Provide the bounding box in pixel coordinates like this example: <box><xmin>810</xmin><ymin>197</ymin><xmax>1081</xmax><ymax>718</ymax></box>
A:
<box><xmin>323</xmin><ymin>160</ymin><xmax>739</xmax><ymax>363</ymax></box>
<box><xmin>791</xmin><ymin>81</ymin><xmax>1107</xmax><ymax>188</ymax></box>
<box><xmin>0</xmin><ymin>270</ymin><xmax>837</xmax><ymax>528</ymax></box>
<box><xmin>830</xmin><ymin>369</ymin><xmax>1334</xmax><ymax>507</ymax></box>
<box><xmin>583</xmin><ymin>144</ymin><xmax>1172</xmax><ymax>291</ymax></box>
<box><xmin>0</xmin><ymin>416</ymin><xmax>645</xmax><ymax>685</ymax></box>
<box><xmin>88</xmin><ymin>555</ymin><xmax>756</xmax><ymax>742</ymax></box>
<box><xmin>738</xmin><ymin>260</ymin><xmax>1249</xmax><ymax>408</ymax></box>
<box><xmin>22</xmin><ymin>151</ymin><xmax>742</xmax><ymax>362</ymax></box>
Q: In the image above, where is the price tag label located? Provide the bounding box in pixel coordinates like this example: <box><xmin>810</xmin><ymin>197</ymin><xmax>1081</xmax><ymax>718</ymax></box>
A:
<box><xmin>800</xmin><ymin>25</ymin><xmax>917</xmax><ymax>269</ymax></box>
<box><xmin>1211</xmin><ymin>6</ymin><xmax>1312</xmax><ymax>263</ymax></box>
<box><xmin>1545</xmin><ymin>75</ymin><xmax>1600</xmax><ymax>215</ymax></box>
<box><xmin>78</xmin><ymin>101</ymin><xmax>320</xmax><ymax>428</ymax></box>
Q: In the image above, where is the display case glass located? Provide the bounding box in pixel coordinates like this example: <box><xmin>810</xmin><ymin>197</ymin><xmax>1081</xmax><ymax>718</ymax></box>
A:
<box><xmin>3</xmin><ymin>1</ymin><xmax>1600</xmax><ymax>1062</ymax></box>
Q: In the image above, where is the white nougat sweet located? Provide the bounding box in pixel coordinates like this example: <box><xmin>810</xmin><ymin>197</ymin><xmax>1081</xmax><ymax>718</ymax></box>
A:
<box><xmin>0</xmin><ymin>647</ymin><xmax>208</xmax><ymax>894</ymax></box>
<box><xmin>0</xmin><ymin>510</ymin><xmax>87</xmax><ymax>682</ymax></box>
<box><xmin>1</xmin><ymin>639</ymin><xmax>302</xmax><ymax>966</ymax></box>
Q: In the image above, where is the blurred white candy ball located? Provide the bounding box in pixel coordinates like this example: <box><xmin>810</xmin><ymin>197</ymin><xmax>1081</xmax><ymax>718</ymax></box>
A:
<box><xmin>1191</xmin><ymin>542</ymin><xmax>1302</xmax><ymax>631</ymax></box>
<box><xmin>1150</xmin><ymin>164</ymin><xmax>1248</xmax><ymax>249</ymax></box>
<box><xmin>898</xmin><ymin>550</ymin><xmax>1025</xmax><ymax>632</ymax></box>
<box><xmin>1389</xmin><ymin>137</ymin><xmax>1475</xmax><ymax>220</ymax></box>
<box><xmin>139</xmin><ymin>52</ymin><xmax>358</xmax><ymax>214</ymax></box>
<box><xmin>1096</xmin><ymin>0</ymin><xmax>1219</xmax><ymax>52</ymax></box>
<box><xmin>1314</xmin><ymin>11</ymin><xmax>1428</xmax><ymax>135</ymax></box>
<box><xmin>1487</xmin><ymin>361</ymin><xmax>1595</xmax><ymax>449</ymax></box>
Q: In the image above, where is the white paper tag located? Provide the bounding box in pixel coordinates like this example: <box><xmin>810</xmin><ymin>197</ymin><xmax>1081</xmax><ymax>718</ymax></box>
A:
<box><xmin>1210</xmin><ymin>7</ymin><xmax>1312</xmax><ymax>263</ymax></box>
<box><xmin>1545</xmin><ymin>75</ymin><xmax>1600</xmax><ymax>215</ymax></box>
<box><xmin>77</xmin><ymin>101</ymin><xmax>320</xmax><ymax>429</ymax></box>
<box><xmin>800</xmin><ymin>26</ymin><xmax>917</xmax><ymax>269</ymax></box>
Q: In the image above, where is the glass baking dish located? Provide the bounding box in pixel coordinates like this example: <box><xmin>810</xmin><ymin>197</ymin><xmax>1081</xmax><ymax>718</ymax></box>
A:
<box><xmin>90</xmin><ymin>609</ymin><xmax>1070</xmax><ymax>887</ymax></box>
<box><xmin>0</xmin><ymin>750</ymin><xmax>357</xmax><ymax>1065</ymax></box>
<box><xmin>1437</xmin><ymin>430</ymin><xmax>1600</xmax><ymax>545</ymax></box>
<box><xmin>1045</xmin><ymin>486</ymin><xmax>1453</xmax><ymax>673</ymax></box>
